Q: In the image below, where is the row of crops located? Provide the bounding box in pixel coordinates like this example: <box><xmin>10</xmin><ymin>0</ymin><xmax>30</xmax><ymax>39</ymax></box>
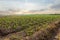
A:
<box><xmin>0</xmin><ymin>14</ymin><xmax>60</xmax><ymax>36</ymax></box>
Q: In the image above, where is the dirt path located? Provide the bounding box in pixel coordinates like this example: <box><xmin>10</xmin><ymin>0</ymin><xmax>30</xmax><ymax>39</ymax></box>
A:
<box><xmin>54</xmin><ymin>28</ymin><xmax>60</xmax><ymax>40</ymax></box>
<box><xmin>24</xmin><ymin>21</ymin><xmax>60</xmax><ymax>40</ymax></box>
<box><xmin>49</xmin><ymin>21</ymin><xmax>60</xmax><ymax>40</ymax></box>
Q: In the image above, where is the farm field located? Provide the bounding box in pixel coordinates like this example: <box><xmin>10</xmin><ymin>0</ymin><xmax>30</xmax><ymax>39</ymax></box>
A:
<box><xmin>0</xmin><ymin>14</ymin><xmax>60</xmax><ymax>40</ymax></box>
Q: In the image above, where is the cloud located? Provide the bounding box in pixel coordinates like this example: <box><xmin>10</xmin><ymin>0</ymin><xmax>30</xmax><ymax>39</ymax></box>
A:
<box><xmin>23</xmin><ymin>3</ymin><xmax>36</xmax><ymax>10</ymax></box>
<box><xmin>51</xmin><ymin>4</ymin><xmax>60</xmax><ymax>10</ymax></box>
<box><xmin>0</xmin><ymin>0</ymin><xmax>60</xmax><ymax>15</ymax></box>
<box><xmin>54</xmin><ymin>0</ymin><xmax>60</xmax><ymax>4</ymax></box>
<box><xmin>0</xmin><ymin>1</ymin><xmax>50</xmax><ymax>11</ymax></box>
<box><xmin>49</xmin><ymin>0</ymin><xmax>60</xmax><ymax>11</ymax></box>
<box><xmin>0</xmin><ymin>1</ymin><xmax>25</xmax><ymax>11</ymax></box>
<box><xmin>0</xmin><ymin>0</ymin><xmax>55</xmax><ymax>10</ymax></box>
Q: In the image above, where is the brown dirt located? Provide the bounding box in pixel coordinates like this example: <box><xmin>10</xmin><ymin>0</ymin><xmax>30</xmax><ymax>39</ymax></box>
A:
<box><xmin>0</xmin><ymin>21</ymin><xmax>60</xmax><ymax>40</ymax></box>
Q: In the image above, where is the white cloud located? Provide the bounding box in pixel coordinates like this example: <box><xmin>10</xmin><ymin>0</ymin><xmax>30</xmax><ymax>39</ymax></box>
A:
<box><xmin>0</xmin><ymin>1</ymin><xmax>25</xmax><ymax>11</ymax></box>
<box><xmin>23</xmin><ymin>3</ymin><xmax>36</xmax><ymax>10</ymax></box>
<box><xmin>0</xmin><ymin>0</ymin><xmax>60</xmax><ymax>15</ymax></box>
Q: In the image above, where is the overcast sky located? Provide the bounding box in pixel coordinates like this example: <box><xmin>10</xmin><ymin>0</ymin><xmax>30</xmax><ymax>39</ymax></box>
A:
<box><xmin>0</xmin><ymin>0</ymin><xmax>60</xmax><ymax>11</ymax></box>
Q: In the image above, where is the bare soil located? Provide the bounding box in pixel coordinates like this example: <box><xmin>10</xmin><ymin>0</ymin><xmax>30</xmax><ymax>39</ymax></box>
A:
<box><xmin>0</xmin><ymin>21</ymin><xmax>60</xmax><ymax>40</ymax></box>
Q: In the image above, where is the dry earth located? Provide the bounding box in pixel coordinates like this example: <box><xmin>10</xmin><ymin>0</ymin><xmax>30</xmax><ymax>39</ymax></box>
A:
<box><xmin>0</xmin><ymin>21</ymin><xmax>60</xmax><ymax>40</ymax></box>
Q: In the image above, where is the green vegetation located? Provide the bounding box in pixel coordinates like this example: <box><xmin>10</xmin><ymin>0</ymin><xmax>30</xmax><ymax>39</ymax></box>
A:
<box><xmin>0</xmin><ymin>14</ymin><xmax>60</xmax><ymax>36</ymax></box>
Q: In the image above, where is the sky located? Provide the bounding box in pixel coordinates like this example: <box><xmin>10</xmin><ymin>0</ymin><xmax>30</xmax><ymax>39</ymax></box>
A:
<box><xmin>0</xmin><ymin>0</ymin><xmax>60</xmax><ymax>14</ymax></box>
